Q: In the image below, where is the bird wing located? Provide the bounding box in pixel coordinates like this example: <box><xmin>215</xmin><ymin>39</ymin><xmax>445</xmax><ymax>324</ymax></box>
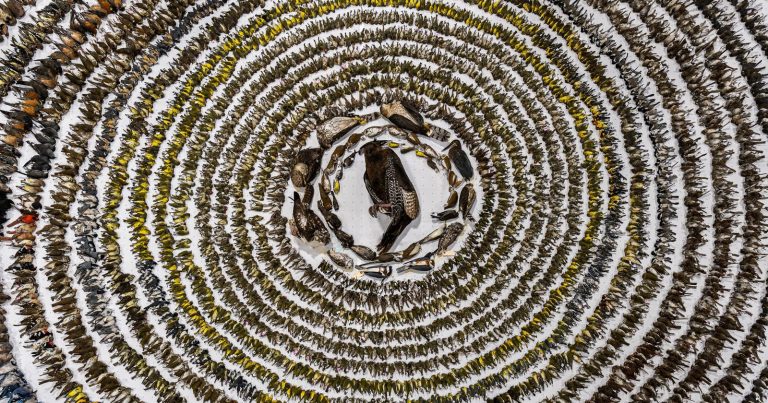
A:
<box><xmin>388</xmin><ymin>153</ymin><xmax>420</xmax><ymax>219</ymax></box>
<box><xmin>389</xmin><ymin>114</ymin><xmax>422</xmax><ymax>133</ymax></box>
<box><xmin>451</xmin><ymin>148</ymin><xmax>474</xmax><ymax>179</ymax></box>
<box><xmin>364</xmin><ymin>172</ymin><xmax>385</xmax><ymax>204</ymax></box>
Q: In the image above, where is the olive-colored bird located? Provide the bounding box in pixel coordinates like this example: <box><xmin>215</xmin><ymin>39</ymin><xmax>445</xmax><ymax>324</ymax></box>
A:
<box><xmin>380</xmin><ymin>101</ymin><xmax>428</xmax><ymax>133</ymax></box>
<box><xmin>290</xmin><ymin>147</ymin><xmax>322</xmax><ymax>188</ymax></box>
<box><xmin>359</xmin><ymin>140</ymin><xmax>420</xmax><ymax>253</ymax></box>
<box><xmin>443</xmin><ymin>139</ymin><xmax>473</xmax><ymax>179</ymax></box>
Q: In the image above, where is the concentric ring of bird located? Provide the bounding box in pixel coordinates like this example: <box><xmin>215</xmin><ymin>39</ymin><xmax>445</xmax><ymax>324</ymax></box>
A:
<box><xmin>281</xmin><ymin>116</ymin><xmax>481</xmax><ymax>280</ymax></box>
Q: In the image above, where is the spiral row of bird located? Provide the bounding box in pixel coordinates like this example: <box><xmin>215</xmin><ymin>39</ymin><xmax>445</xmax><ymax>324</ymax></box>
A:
<box><xmin>0</xmin><ymin>0</ymin><xmax>766</xmax><ymax>402</ymax></box>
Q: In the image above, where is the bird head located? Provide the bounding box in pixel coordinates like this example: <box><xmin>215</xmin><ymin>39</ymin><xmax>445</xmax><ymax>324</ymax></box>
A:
<box><xmin>358</xmin><ymin>140</ymin><xmax>387</xmax><ymax>156</ymax></box>
<box><xmin>442</xmin><ymin>139</ymin><xmax>460</xmax><ymax>152</ymax></box>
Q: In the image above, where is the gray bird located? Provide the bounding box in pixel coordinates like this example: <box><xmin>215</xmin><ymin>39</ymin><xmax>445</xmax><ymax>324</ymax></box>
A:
<box><xmin>359</xmin><ymin>140</ymin><xmax>420</xmax><ymax>253</ymax></box>
<box><xmin>380</xmin><ymin>101</ymin><xmax>427</xmax><ymax>133</ymax></box>
<box><xmin>442</xmin><ymin>140</ymin><xmax>473</xmax><ymax>179</ymax></box>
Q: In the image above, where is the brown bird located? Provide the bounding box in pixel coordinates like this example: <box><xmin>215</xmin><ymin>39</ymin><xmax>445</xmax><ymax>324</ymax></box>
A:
<box><xmin>459</xmin><ymin>183</ymin><xmax>476</xmax><ymax>219</ymax></box>
<box><xmin>437</xmin><ymin>222</ymin><xmax>464</xmax><ymax>253</ymax></box>
<box><xmin>288</xmin><ymin>191</ymin><xmax>329</xmax><ymax>244</ymax></box>
<box><xmin>290</xmin><ymin>147</ymin><xmax>322</xmax><ymax>188</ymax></box>
<box><xmin>431</xmin><ymin>209</ymin><xmax>458</xmax><ymax>221</ymax></box>
<box><xmin>359</xmin><ymin>140</ymin><xmax>420</xmax><ymax>253</ymax></box>
<box><xmin>380</xmin><ymin>101</ymin><xmax>428</xmax><ymax>133</ymax></box>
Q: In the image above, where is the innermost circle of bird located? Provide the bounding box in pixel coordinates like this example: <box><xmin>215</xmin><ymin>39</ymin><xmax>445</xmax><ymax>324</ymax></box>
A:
<box><xmin>286</xmin><ymin>101</ymin><xmax>478</xmax><ymax>281</ymax></box>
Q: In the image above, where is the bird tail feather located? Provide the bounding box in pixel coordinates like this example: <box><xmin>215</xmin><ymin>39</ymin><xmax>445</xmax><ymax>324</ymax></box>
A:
<box><xmin>378</xmin><ymin>214</ymin><xmax>411</xmax><ymax>253</ymax></box>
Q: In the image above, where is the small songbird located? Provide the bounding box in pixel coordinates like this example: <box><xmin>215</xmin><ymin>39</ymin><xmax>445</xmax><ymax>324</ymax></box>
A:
<box><xmin>380</xmin><ymin>101</ymin><xmax>428</xmax><ymax>133</ymax></box>
<box><xmin>328</xmin><ymin>250</ymin><xmax>354</xmax><ymax>270</ymax></box>
<box><xmin>316</xmin><ymin>116</ymin><xmax>365</xmax><ymax>149</ymax></box>
<box><xmin>459</xmin><ymin>183</ymin><xmax>476</xmax><ymax>219</ymax></box>
<box><xmin>431</xmin><ymin>209</ymin><xmax>458</xmax><ymax>221</ymax></box>
<box><xmin>361</xmin><ymin>265</ymin><xmax>392</xmax><ymax>279</ymax></box>
<box><xmin>350</xmin><ymin>244</ymin><xmax>377</xmax><ymax>261</ymax></box>
<box><xmin>288</xmin><ymin>191</ymin><xmax>330</xmax><ymax>244</ymax></box>
<box><xmin>442</xmin><ymin>140</ymin><xmax>473</xmax><ymax>179</ymax></box>
<box><xmin>359</xmin><ymin>140</ymin><xmax>420</xmax><ymax>253</ymax></box>
<box><xmin>290</xmin><ymin>148</ymin><xmax>322</xmax><ymax>188</ymax></box>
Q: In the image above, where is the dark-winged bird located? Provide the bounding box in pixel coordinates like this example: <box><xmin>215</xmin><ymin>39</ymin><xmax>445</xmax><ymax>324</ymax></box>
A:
<box><xmin>380</xmin><ymin>101</ymin><xmax>428</xmax><ymax>133</ymax></box>
<box><xmin>443</xmin><ymin>140</ymin><xmax>473</xmax><ymax>179</ymax></box>
<box><xmin>359</xmin><ymin>140</ymin><xmax>420</xmax><ymax>253</ymax></box>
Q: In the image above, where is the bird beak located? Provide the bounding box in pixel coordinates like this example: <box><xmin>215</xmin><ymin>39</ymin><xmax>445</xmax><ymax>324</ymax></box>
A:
<box><xmin>441</xmin><ymin>142</ymin><xmax>452</xmax><ymax>152</ymax></box>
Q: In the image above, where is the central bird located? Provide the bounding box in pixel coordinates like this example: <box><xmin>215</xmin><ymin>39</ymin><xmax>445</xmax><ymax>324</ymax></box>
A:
<box><xmin>359</xmin><ymin>140</ymin><xmax>420</xmax><ymax>253</ymax></box>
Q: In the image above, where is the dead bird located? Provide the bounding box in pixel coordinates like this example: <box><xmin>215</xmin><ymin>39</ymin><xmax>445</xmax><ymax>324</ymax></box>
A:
<box><xmin>443</xmin><ymin>139</ymin><xmax>473</xmax><ymax>179</ymax></box>
<box><xmin>359</xmin><ymin>140</ymin><xmax>420</xmax><ymax>253</ymax></box>
<box><xmin>360</xmin><ymin>265</ymin><xmax>392</xmax><ymax>280</ymax></box>
<box><xmin>328</xmin><ymin>250</ymin><xmax>354</xmax><ymax>270</ymax></box>
<box><xmin>332</xmin><ymin>227</ymin><xmax>354</xmax><ymax>248</ymax></box>
<box><xmin>380</xmin><ymin>101</ymin><xmax>428</xmax><ymax>133</ymax></box>
<box><xmin>316</xmin><ymin>200</ymin><xmax>341</xmax><ymax>230</ymax></box>
<box><xmin>316</xmin><ymin>116</ymin><xmax>365</xmax><ymax>149</ymax></box>
<box><xmin>437</xmin><ymin>222</ymin><xmax>464</xmax><ymax>254</ymax></box>
<box><xmin>431</xmin><ymin>209</ymin><xmax>459</xmax><ymax>221</ymax></box>
<box><xmin>290</xmin><ymin>147</ymin><xmax>322</xmax><ymax>188</ymax></box>
<box><xmin>444</xmin><ymin>190</ymin><xmax>458</xmax><ymax>209</ymax></box>
<box><xmin>397</xmin><ymin>252</ymin><xmax>435</xmax><ymax>274</ymax></box>
<box><xmin>288</xmin><ymin>191</ymin><xmax>329</xmax><ymax>244</ymax></box>
<box><xmin>350</xmin><ymin>244</ymin><xmax>376</xmax><ymax>261</ymax></box>
<box><xmin>400</xmin><ymin>242</ymin><xmax>421</xmax><ymax>260</ymax></box>
<box><xmin>459</xmin><ymin>183</ymin><xmax>476</xmax><ymax>219</ymax></box>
